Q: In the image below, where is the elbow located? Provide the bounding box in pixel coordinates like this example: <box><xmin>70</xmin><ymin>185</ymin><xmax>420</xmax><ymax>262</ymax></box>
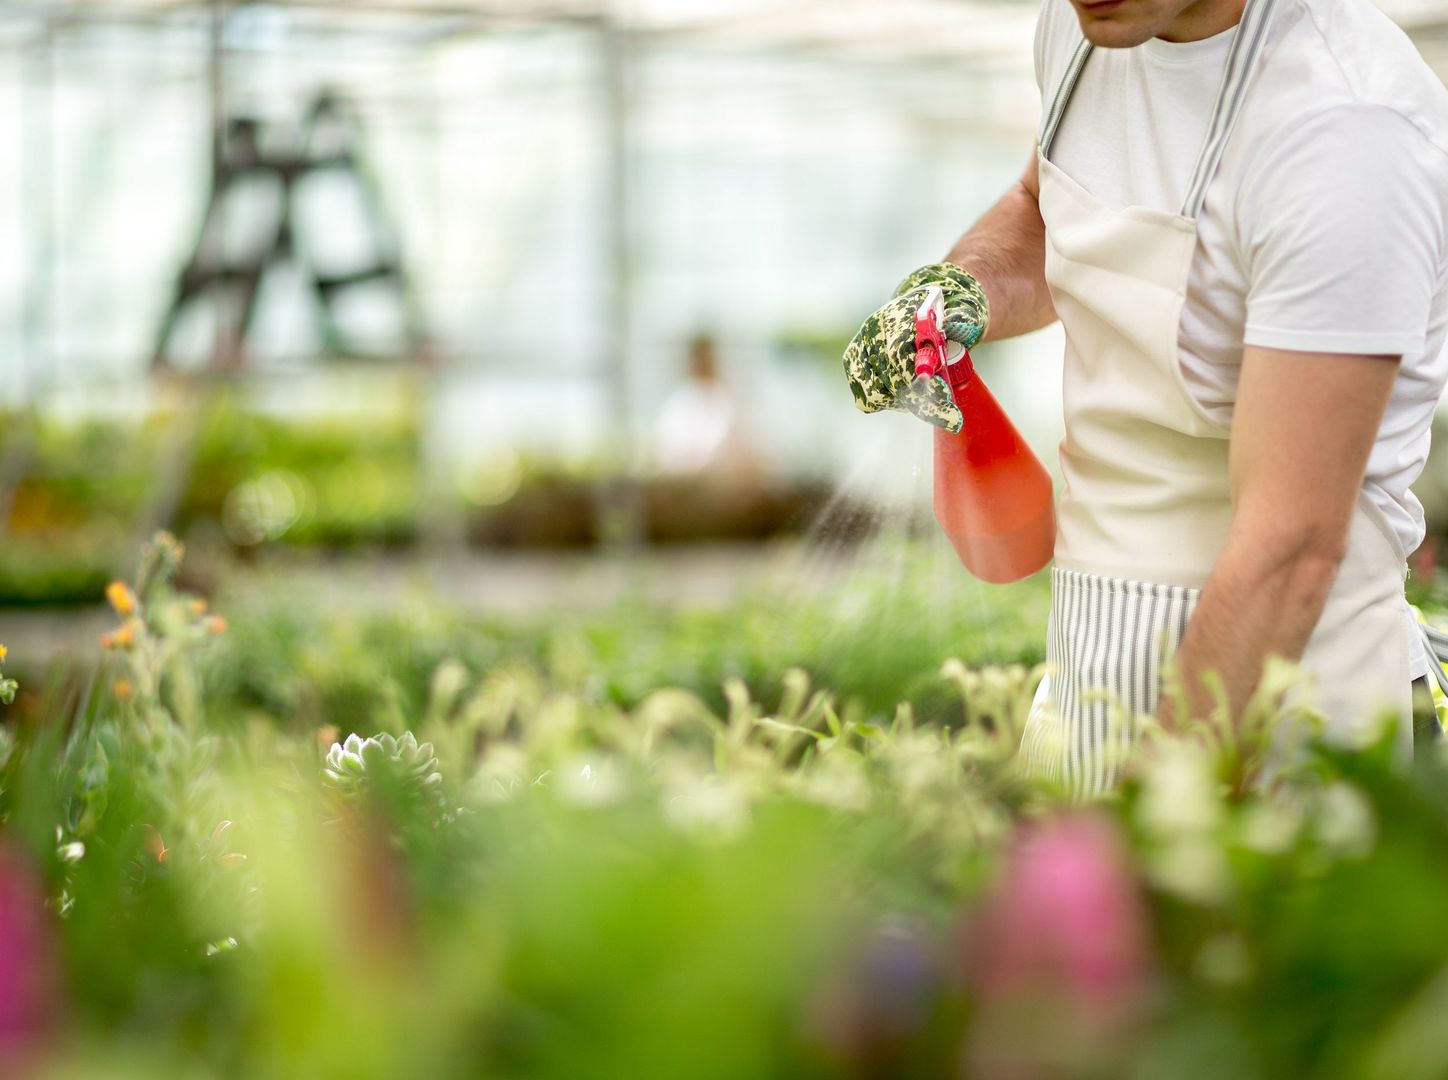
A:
<box><xmin>1230</xmin><ymin>515</ymin><xmax>1349</xmax><ymax>608</ymax></box>
<box><xmin>1283</xmin><ymin>540</ymin><xmax>1348</xmax><ymax>612</ymax></box>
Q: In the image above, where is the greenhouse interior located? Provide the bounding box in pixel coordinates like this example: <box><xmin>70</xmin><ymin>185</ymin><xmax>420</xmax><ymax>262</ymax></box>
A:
<box><xmin>7</xmin><ymin>0</ymin><xmax>1448</xmax><ymax>1075</ymax></box>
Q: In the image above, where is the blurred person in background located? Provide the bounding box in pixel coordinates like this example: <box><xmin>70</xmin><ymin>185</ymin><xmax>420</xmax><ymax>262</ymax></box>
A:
<box><xmin>652</xmin><ymin>332</ymin><xmax>765</xmax><ymax>488</ymax></box>
<box><xmin>844</xmin><ymin>0</ymin><xmax>1448</xmax><ymax>793</ymax></box>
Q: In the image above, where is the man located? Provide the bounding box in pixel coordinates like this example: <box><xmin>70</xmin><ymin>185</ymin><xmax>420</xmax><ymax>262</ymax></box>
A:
<box><xmin>844</xmin><ymin>0</ymin><xmax>1448</xmax><ymax>794</ymax></box>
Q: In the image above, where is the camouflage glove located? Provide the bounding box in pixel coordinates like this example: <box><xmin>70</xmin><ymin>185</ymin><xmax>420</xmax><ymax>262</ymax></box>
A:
<box><xmin>843</xmin><ymin>263</ymin><xmax>990</xmax><ymax>434</ymax></box>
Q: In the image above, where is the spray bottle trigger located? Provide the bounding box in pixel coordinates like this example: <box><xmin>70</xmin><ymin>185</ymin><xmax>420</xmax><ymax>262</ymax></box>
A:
<box><xmin>914</xmin><ymin>285</ymin><xmax>949</xmax><ymax>381</ymax></box>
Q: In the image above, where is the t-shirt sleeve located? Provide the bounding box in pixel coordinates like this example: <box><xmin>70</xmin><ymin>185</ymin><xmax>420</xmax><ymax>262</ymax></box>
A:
<box><xmin>1236</xmin><ymin>103</ymin><xmax>1448</xmax><ymax>357</ymax></box>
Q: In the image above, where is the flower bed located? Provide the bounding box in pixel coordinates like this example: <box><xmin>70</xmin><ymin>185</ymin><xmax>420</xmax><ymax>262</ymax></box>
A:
<box><xmin>1</xmin><ymin>537</ymin><xmax>1447</xmax><ymax>1078</ymax></box>
<box><xmin>0</xmin><ymin>406</ymin><xmax>856</xmax><ymax>606</ymax></box>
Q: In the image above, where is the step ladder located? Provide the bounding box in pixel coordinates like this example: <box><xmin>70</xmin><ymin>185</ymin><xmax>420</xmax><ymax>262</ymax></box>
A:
<box><xmin>151</xmin><ymin>90</ymin><xmax>429</xmax><ymax>372</ymax></box>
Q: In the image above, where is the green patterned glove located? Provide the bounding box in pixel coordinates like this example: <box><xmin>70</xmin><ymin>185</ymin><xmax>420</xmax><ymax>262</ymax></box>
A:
<box><xmin>843</xmin><ymin>263</ymin><xmax>990</xmax><ymax>434</ymax></box>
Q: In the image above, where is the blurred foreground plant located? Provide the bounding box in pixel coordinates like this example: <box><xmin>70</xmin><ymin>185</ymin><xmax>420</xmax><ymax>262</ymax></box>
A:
<box><xmin>0</xmin><ymin>644</ymin><xmax>16</xmax><ymax>707</ymax></box>
<box><xmin>1</xmin><ymin>537</ymin><xmax>1447</xmax><ymax>1079</ymax></box>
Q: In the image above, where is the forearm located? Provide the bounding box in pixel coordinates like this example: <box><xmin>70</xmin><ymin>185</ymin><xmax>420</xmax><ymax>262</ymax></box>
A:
<box><xmin>1165</xmin><ymin>347</ymin><xmax>1399</xmax><ymax>727</ymax></box>
<box><xmin>1167</xmin><ymin>528</ymin><xmax>1343</xmax><ymax>724</ymax></box>
<box><xmin>943</xmin><ymin>176</ymin><xmax>1055</xmax><ymax>343</ymax></box>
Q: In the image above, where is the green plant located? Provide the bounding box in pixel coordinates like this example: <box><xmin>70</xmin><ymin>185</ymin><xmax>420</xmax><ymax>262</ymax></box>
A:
<box><xmin>3</xmin><ymin>536</ymin><xmax>1448</xmax><ymax>1078</ymax></box>
<box><xmin>0</xmin><ymin>644</ymin><xmax>15</xmax><ymax>707</ymax></box>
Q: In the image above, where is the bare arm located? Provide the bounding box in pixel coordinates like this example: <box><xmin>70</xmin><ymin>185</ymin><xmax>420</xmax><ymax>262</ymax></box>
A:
<box><xmin>944</xmin><ymin>151</ymin><xmax>1056</xmax><ymax>343</ymax></box>
<box><xmin>1165</xmin><ymin>346</ymin><xmax>1400</xmax><ymax>724</ymax></box>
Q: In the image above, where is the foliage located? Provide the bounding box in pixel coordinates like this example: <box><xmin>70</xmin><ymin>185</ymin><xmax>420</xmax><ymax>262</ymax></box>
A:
<box><xmin>180</xmin><ymin>394</ymin><xmax>423</xmax><ymax>549</ymax></box>
<box><xmin>0</xmin><ymin>645</ymin><xmax>15</xmax><ymax>706</ymax></box>
<box><xmin>2</xmin><ymin>413</ymin><xmax>160</xmax><ymax>534</ymax></box>
<box><xmin>196</xmin><ymin>543</ymin><xmax>1051</xmax><ymax>731</ymax></box>
<box><xmin>0</xmin><ymin>411</ymin><xmax>161</xmax><ymax>605</ymax></box>
<box><xmin>3</xmin><ymin>538</ymin><xmax>1448</xmax><ymax>1078</ymax></box>
<box><xmin>1406</xmin><ymin>562</ymin><xmax>1448</xmax><ymax>612</ymax></box>
<box><xmin>0</xmin><ymin>532</ymin><xmax>122</xmax><ymax>608</ymax></box>
<box><xmin>0</xmin><ymin>400</ymin><xmax>423</xmax><ymax>604</ymax></box>
<box><xmin>0</xmin><ymin>400</ymin><xmax>833</xmax><ymax>604</ymax></box>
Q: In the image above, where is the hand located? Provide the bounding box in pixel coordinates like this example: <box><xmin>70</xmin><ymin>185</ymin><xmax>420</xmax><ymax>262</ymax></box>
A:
<box><xmin>842</xmin><ymin>263</ymin><xmax>990</xmax><ymax>433</ymax></box>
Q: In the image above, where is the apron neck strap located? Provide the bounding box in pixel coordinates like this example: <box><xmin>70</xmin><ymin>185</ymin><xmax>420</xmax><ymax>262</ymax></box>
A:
<box><xmin>1180</xmin><ymin>0</ymin><xmax>1281</xmax><ymax>217</ymax></box>
<box><xmin>1038</xmin><ymin>37</ymin><xmax>1092</xmax><ymax>164</ymax></box>
<box><xmin>1038</xmin><ymin>0</ymin><xmax>1283</xmax><ymax>220</ymax></box>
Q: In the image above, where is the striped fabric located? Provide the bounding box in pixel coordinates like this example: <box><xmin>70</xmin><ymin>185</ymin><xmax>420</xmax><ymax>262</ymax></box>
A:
<box><xmin>1021</xmin><ymin>568</ymin><xmax>1200</xmax><ymax>799</ymax></box>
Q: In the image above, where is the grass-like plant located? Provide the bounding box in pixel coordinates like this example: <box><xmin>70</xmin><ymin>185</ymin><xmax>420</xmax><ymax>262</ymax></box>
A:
<box><xmin>1</xmin><ymin>536</ymin><xmax>1447</xmax><ymax>1078</ymax></box>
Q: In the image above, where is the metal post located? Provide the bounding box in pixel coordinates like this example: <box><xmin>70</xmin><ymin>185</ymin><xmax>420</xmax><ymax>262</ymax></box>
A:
<box><xmin>139</xmin><ymin>0</ymin><xmax>226</xmax><ymax>542</ymax></box>
<box><xmin>0</xmin><ymin>24</ymin><xmax>52</xmax><ymax>534</ymax></box>
<box><xmin>18</xmin><ymin>20</ymin><xmax>57</xmax><ymax>405</ymax></box>
<box><xmin>598</xmin><ymin>12</ymin><xmax>646</xmax><ymax>549</ymax></box>
<box><xmin>208</xmin><ymin>0</ymin><xmax>231</xmax><ymax>368</ymax></box>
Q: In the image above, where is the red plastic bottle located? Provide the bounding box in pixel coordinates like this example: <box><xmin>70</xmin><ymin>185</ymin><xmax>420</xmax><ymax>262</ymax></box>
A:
<box><xmin>933</xmin><ymin>352</ymin><xmax>1056</xmax><ymax>583</ymax></box>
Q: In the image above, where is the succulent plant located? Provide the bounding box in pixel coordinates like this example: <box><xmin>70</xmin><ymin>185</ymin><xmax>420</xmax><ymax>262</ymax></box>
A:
<box><xmin>323</xmin><ymin>732</ymin><xmax>446</xmax><ymax>814</ymax></box>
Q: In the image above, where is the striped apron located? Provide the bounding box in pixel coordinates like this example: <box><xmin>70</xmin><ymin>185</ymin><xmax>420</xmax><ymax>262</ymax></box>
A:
<box><xmin>1018</xmin><ymin>0</ymin><xmax>1424</xmax><ymax>796</ymax></box>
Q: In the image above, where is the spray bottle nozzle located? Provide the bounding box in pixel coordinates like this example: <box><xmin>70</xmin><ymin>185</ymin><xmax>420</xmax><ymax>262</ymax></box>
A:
<box><xmin>914</xmin><ymin>285</ymin><xmax>948</xmax><ymax>381</ymax></box>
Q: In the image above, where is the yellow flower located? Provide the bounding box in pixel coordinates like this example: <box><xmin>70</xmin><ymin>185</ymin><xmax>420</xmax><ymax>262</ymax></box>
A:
<box><xmin>100</xmin><ymin>622</ymin><xmax>137</xmax><ymax>651</ymax></box>
<box><xmin>0</xmin><ymin>644</ymin><xmax>7</xmax><ymax>662</ymax></box>
<box><xmin>189</xmin><ymin>598</ymin><xmax>208</xmax><ymax>617</ymax></box>
<box><xmin>113</xmin><ymin>678</ymin><xmax>134</xmax><ymax>703</ymax></box>
<box><xmin>106</xmin><ymin>581</ymin><xmax>137</xmax><ymax>616</ymax></box>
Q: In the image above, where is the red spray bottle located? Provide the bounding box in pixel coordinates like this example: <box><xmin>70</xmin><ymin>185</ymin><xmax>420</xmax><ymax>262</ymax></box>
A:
<box><xmin>913</xmin><ymin>286</ymin><xmax>1056</xmax><ymax>584</ymax></box>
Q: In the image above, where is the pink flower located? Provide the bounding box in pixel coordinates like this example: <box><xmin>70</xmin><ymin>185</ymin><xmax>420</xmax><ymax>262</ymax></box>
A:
<box><xmin>962</xmin><ymin>815</ymin><xmax>1153</xmax><ymax>1076</ymax></box>
<box><xmin>0</xmin><ymin>844</ymin><xmax>59</xmax><ymax>1061</ymax></box>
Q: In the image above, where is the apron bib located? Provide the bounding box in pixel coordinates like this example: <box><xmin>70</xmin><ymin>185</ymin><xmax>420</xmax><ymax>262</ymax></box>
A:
<box><xmin>1018</xmin><ymin>0</ymin><xmax>1418</xmax><ymax>796</ymax></box>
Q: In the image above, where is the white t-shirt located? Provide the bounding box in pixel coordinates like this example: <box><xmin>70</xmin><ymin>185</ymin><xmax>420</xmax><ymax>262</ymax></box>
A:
<box><xmin>1033</xmin><ymin>0</ymin><xmax>1448</xmax><ymax>572</ymax></box>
